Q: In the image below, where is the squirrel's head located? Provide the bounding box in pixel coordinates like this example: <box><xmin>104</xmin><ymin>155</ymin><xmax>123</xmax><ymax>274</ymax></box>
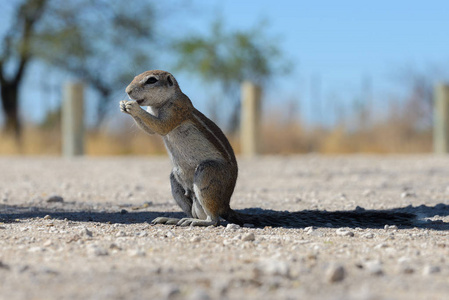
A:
<box><xmin>126</xmin><ymin>70</ymin><xmax>179</xmax><ymax>107</ymax></box>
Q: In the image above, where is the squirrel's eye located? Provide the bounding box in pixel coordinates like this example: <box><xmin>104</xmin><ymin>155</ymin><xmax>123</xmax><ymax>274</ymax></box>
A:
<box><xmin>145</xmin><ymin>77</ymin><xmax>158</xmax><ymax>85</ymax></box>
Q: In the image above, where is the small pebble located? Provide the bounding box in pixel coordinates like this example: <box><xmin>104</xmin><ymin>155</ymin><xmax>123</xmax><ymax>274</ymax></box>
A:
<box><xmin>307</xmin><ymin>229</ymin><xmax>324</xmax><ymax>237</ymax></box>
<box><xmin>338</xmin><ymin>193</ymin><xmax>347</xmax><ymax>200</ymax></box>
<box><xmin>327</xmin><ymin>264</ymin><xmax>346</xmax><ymax>283</ymax></box>
<box><xmin>116</xmin><ymin>231</ymin><xmax>126</xmax><ymax>237</ymax></box>
<box><xmin>18</xmin><ymin>265</ymin><xmax>29</xmax><ymax>273</ymax></box>
<box><xmin>165</xmin><ymin>231</ymin><xmax>175</xmax><ymax>238</ymax></box>
<box><xmin>401</xmin><ymin>191</ymin><xmax>416</xmax><ymax>198</ymax></box>
<box><xmin>120</xmin><ymin>209</ymin><xmax>128</xmax><ymax>215</ymax></box>
<box><xmin>43</xmin><ymin>240</ymin><xmax>53</xmax><ymax>247</ymax></box>
<box><xmin>400</xmin><ymin>265</ymin><xmax>414</xmax><ymax>274</ymax></box>
<box><xmin>362</xmin><ymin>190</ymin><xmax>374</xmax><ymax>197</ymax></box>
<box><xmin>109</xmin><ymin>243</ymin><xmax>121</xmax><ymax>250</ymax></box>
<box><xmin>355</xmin><ymin>206</ymin><xmax>366</xmax><ymax>212</ymax></box>
<box><xmin>190</xmin><ymin>236</ymin><xmax>201</xmax><ymax>243</ymax></box>
<box><xmin>304</xmin><ymin>226</ymin><xmax>314</xmax><ymax>232</ymax></box>
<box><xmin>225</xmin><ymin>223</ymin><xmax>240</xmax><ymax>231</ymax></box>
<box><xmin>423</xmin><ymin>265</ymin><xmax>441</xmax><ymax>275</ymax></box>
<box><xmin>0</xmin><ymin>260</ymin><xmax>10</xmax><ymax>270</ymax></box>
<box><xmin>162</xmin><ymin>284</ymin><xmax>180</xmax><ymax>299</ymax></box>
<box><xmin>242</xmin><ymin>232</ymin><xmax>255</xmax><ymax>242</ymax></box>
<box><xmin>43</xmin><ymin>215</ymin><xmax>52</xmax><ymax>220</ymax></box>
<box><xmin>46</xmin><ymin>195</ymin><xmax>64</xmax><ymax>203</ymax></box>
<box><xmin>128</xmin><ymin>249</ymin><xmax>146</xmax><ymax>257</ymax></box>
<box><xmin>362</xmin><ymin>232</ymin><xmax>374</xmax><ymax>239</ymax></box>
<box><xmin>384</xmin><ymin>225</ymin><xmax>398</xmax><ymax>231</ymax></box>
<box><xmin>87</xmin><ymin>245</ymin><xmax>108</xmax><ymax>256</ymax></box>
<box><xmin>374</xmin><ymin>243</ymin><xmax>388</xmax><ymax>249</ymax></box>
<box><xmin>256</xmin><ymin>259</ymin><xmax>290</xmax><ymax>277</ymax></box>
<box><xmin>80</xmin><ymin>228</ymin><xmax>93</xmax><ymax>237</ymax></box>
<box><xmin>336</xmin><ymin>228</ymin><xmax>354</xmax><ymax>237</ymax></box>
<box><xmin>189</xmin><ymin>289</ymin><xmax>211</xmax><ymax>300</ymax></box>
<box><xmin>364</xmin><ymin>261</ymin><xmax>384</xmax><ymax>276</ymax></box>
<box><xmin>39</xmin><ymin>267</ymin><xmax>59</xmax><ymax>275</ymax></box>
<box><xmin>304</xmin><ymin>226</ymin><xmax>317</xmax><ymax>235</ymax></box>
<box><xmin>28</xmin><ymin>247</ymin><xmax>45</xmax><ymax>253</ymax></box>
<box><xmin>397</xmin><ymin>256</ymin><xmax>410</xmax><ymax>264</ymax></box>
<box><xmin>222</xmin><ymin>239</ymin><xmax>233</xmax><ymax>246</ymax></box>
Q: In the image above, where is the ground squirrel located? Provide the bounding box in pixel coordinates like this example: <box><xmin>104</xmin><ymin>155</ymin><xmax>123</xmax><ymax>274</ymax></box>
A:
<box><xmin>120</xmin><ymin>70</ymin><xmax>248</xmax><ymax>227</ymax></box>
<box><xmin>119</xmin><ymin>70</ymin><xmax>418</xmax><ymax>228</ymax></box>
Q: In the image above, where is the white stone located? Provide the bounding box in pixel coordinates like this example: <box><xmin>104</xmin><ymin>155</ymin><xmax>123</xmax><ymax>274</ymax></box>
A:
<box><xmin>362</xmin><ymin>232</ymin><xmax>374</xmax><ymax>239</ymax></box>
<box><xmin>364</xmin><ymin>261</ymin><xmax>383</xmax><ymax>276</ymax></box>
<box><xmin>242</xmin><ymin>233</ymin><xmax>255</xmax><ymax>242</ymax></box>
<box><xmin>327</xmin><ymin>264</ymin><xmax>346</xmax><ymax>283</ymax></box>
<box><xmin>226</xmin><ymin>224</ymin><xmax>241</xmax><ymax>231</ymax></box>
<box><xmin>165</xmin><ymin>231</ymin><xmax>175</xmax><ymax>238</ymax></box>
<box><xmin>423</xmin><ymin>265</ymin><xmax>441</xmax><ymax>275</ymax></box>
<box><xmin>190</xmin><ymin>236</ymin><xmax>201</xmax><ymax>243</ymax></box>
<box><xmin>257</xmin><ymin>259</ymin><xmax>290</xmax><ymax>277</ymax></box>
<box><xmin>87</xmin><ymin>245</ymin><xmax>108</xmax><ymax>256</ymax></box>
<box><xmin>115</xmin><ymin>231</ymin><xmax>126</xmax><ymax>237</ymax></box>
<box><xmin>128</xmin><ymin>249</ymin><xmax>146</xmax><ymax>257</ymax></box>
<box><xmin>362</xmin><ymin>189</ymin><xmax>375</xmax><ymax>197</ymax></box>
<box><xmin>80</xmin><ymin>227</ymin><xmax>93</xmax><ymax>237</ymax></box>
<box><xmin>401</xmin><ymin>191</ymin><xmax>416</xmax><ymax>198</ymax></box>
<box><xmin>336</xmin><ymin>228</ymin><xmax>354</xmax><ymax>237</ymax></box>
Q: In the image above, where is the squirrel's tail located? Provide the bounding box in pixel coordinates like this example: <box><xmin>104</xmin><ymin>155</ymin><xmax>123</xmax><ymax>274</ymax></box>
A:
<box><xmin>221</xmin><ymin>209</ymin><xmax>285</xmax><ymax>228</ymax></box>
<box><xmin>221</xmin><ymin>208</ymin><xmax>417</xmax><ymax>228</ymax></box>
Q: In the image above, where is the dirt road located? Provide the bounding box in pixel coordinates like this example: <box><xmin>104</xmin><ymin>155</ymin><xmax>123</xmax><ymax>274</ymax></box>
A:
<box><xmin>1</xmin><ymin>155</ymin><xmax>449</xmax><ymax>299</ymax></box>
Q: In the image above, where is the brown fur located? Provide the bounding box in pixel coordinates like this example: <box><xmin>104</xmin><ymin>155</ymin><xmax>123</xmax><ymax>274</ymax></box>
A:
<box><xmin>120</xmin><ymin>70</ymin><xmax>239</xmax><ymax>226</ymax></box>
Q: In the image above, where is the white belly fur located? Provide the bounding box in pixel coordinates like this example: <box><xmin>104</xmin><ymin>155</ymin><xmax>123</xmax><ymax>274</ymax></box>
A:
<box><xmin>163</xmin><ymin>121</ymin><xmax>224</xmax><ymax>191</ymax></box>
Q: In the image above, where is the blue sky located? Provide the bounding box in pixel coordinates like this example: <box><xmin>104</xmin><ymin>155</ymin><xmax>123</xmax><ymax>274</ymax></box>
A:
<box><xmin>214</xmin><ymin>1</ymin><xmax>449</xmax><ymax>78</ymax></box>
<box><xmin>177</xmin><ymin>0</ymin><xmax>449</xmax><ymax>125</ymax></box>
<box><xmin>2</xmin><ymin>0</ymin><xmax>449</xmax><ymax>127</ymax></box>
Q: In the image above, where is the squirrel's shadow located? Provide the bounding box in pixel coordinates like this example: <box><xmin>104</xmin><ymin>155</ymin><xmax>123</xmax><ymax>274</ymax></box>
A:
<box><xmin>1</xmin><ymin>203</ymin><xmax>449</xmax><ymax>230</ymax></box>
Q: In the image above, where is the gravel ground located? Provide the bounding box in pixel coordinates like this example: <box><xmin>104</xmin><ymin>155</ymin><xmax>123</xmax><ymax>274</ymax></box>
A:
<box><xmin>1</xmin><ymin>155</ymin><xmax>449</xmax><ymax>300</ymax></box>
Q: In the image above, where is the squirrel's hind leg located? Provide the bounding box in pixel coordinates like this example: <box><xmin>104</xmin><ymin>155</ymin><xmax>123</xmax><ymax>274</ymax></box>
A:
<box><xmin>151</xmin><ymin>172</ymin><xmax>194</xmax><ymax>226</ymax></box>
<box><xmin>170</xmin><ymin>172</ymin><xmax>194</xmax><ymax>217</ymax></box>
<box><xmin>178</xmin><ymin>160</ymin><xmax>234</xmax><ymax>227</ymax></box>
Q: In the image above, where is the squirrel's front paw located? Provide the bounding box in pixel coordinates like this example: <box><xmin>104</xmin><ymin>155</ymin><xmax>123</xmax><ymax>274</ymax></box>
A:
<box><xmin>120</xmin><ymin>100</ymin><xmax>141</xmax><ymax>115</ymax></box>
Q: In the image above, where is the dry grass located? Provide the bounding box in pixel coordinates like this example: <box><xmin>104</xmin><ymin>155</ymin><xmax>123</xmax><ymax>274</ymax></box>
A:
<box><xmin>0</xmin><ymin>127</ymin><xmax>166</xmax><ymax>156</ymax></box>
<box><xmin>258</xmin><ymin>118</ymin><xmax>432</xmax><ymax>155</ymax></box>
<box><xmin>0</xmin><ymin>127</ymin><xmax>61</xmax><ymax>155</ymax></box>
<box><xmin>0</xmin><ymin>117</ymin><xmax>433</xmax><ymax>156</ymax></box>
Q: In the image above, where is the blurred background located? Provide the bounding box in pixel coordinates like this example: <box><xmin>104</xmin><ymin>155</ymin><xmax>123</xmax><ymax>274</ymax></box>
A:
<box><xmin>1</xmin><ymin>0</ymin><xmax>448</xmax><ymax>155</ymax></box>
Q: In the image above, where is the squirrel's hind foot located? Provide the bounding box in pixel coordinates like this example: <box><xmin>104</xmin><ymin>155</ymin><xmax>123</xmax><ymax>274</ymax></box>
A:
<box><xmin>177</xmin><ymin>217</ymin><xmax>218</xmax><ymax>227</ymax></box>
<box><xmin>151</xmin><ymin>217</ymin><xmax>181</xmax><ymax>225</ymax></box>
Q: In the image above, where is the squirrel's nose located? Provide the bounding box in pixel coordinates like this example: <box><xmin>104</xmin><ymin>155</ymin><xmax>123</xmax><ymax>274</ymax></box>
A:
<box><xmin>125</xmin><ymin>85</ymin><xmax>133</xmax><ymax>95</ymax></box>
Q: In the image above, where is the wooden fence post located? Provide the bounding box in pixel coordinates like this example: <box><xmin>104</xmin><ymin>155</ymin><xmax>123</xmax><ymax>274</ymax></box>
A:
<box><xmin>62</xmin><ymin>82</ymin><xmax>85</xmax><ymax>157</ymax></box>
<box><xmin>434</xmin><ymin>84</ymin><xmax>449</xmax><ymax>154</ymax></box>
<box><xmin>241</xmin><ymin>81</ymin><xmax>262</xmax><ymax>156</ymax></box>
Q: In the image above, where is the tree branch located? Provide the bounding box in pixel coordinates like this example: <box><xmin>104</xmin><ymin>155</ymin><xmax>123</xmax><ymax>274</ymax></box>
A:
<box><xmin>0</xmin><ymin>60</ymin><xmax>4</xmax><ymax>86</ymax></box>
<box><xmin>13</xmin><ymin>0</ymin><xmax>48</xmax><ymax>83</ymax></box>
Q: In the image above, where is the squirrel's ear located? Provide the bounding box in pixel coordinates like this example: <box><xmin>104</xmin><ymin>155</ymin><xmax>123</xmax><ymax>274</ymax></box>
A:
<box><xmin>167</xmin><ymin>75</ymin><xmax>174</xmax><ymax>87</ymax></box>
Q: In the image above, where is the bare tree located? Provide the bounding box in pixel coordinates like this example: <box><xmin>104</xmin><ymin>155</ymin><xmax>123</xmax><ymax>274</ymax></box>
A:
<box><xmin>0</xmin><ymin>0</ymin><xmax>157</xmax><ymax>139</ymax></box>
<box><xmin>0</xmin><ymin>0</ymin><xmax>48</xmax><ymax>139</ymax></box>
<box><xmin>174</xmin><ymin>19</ymin><xmax>290</xmax><ymax>131</ymax></box>
<box><xmin>35</xmin><ymin>0</ymin><xmax>156</xmax><ymax>126</ymax></box>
